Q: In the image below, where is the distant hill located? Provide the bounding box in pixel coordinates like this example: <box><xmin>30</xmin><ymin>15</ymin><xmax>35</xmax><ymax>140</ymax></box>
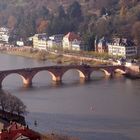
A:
<box><xmin>0</xmin><ymin>0</ymin><xmax>139</xmax><ymax>15</ymax></box>
<box><xmin>0</xmin><ymin>0</ymin><xmax>140</xmax><ymax>49</ymax></box>
<box><xmin>0</xmin><ymin>0</ymin><xmax>119</xmax><ymax>15</ymax></box>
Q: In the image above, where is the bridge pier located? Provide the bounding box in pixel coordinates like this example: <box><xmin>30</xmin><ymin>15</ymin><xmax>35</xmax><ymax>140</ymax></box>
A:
<box><xmin>52</xmin><ymin>75</ymin><xmax>62</xmax><ymax>84</ymax></box>
<box><xmin>79</xmin><ymin>73</ymin><xmax>90</xmax><ymax>82</ymax></box>
<box><xmin>23</xmin><ymin>78</ymin><xmax>32</xmax><ymax>88</ymax></box>
<box><xmin>109</xmin><ymin>72</ymin><xmax>115</xmax><ymax>78</ymax></box>
<box><xmin>84</xmin><ymin>75</ymin><xmax>90</xmax><ymax>81</ymax></box>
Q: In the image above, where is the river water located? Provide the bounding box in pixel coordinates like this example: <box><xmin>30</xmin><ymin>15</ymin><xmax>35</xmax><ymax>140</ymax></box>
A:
<box><xmin>0</xmin><ymin>53</ymin><xmax>140</xmax><ymax>140</ymax></box>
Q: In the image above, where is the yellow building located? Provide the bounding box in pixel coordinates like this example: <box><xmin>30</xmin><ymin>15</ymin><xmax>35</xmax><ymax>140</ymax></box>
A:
<box><xmin>33</xmin><ymin>33</ymin><xmax>48</xmax><ymax>50</ymax></box>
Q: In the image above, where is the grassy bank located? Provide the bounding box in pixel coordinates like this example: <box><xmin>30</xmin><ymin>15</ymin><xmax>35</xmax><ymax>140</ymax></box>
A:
<box><xmin>0</xmin><ymin>47</ymin><xmax>109</xmax><ymax>66</ymax></box>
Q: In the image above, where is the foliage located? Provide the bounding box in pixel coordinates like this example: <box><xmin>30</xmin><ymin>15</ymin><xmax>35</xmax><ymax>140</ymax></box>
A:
<box><xmin>37</xmin><ymin>19</ymin><xmax>48</xmax><ymax>33</ymax></box>
<box><xmin>82</xmin><ymin>33</ymin><xmax>95</xmax><ymax>51</ymax></box>
<box><xmin>132</xmin><ymin>21</ymin><xmax>140</xmax><ymax>45</ymax></box>
<box><xmin>67</xmin><ymin>1</ymin><xmax>82</xmax><ymax>20</ymax></box>
<box><xmin>58</xmin><ymin>5</ymin><xmax>66</xmax><ymax>19</ymax></box>
<box><xmin>35</xmin><ymin>50</ymin><xmax>48</xmax><ymax>60</ymax></box>
<box><xmin>0</xmin><ymin>0</ymin><xmax>140</xmax><ymax>48</ymax></box>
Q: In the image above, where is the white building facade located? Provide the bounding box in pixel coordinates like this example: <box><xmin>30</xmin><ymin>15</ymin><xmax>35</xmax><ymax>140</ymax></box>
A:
<box><xmin>0</xmin><ymin>27</ymin><xmax>10</xmax><ymax>43</ymax></box>
<box><xmin>108</xmin><ymin>38</ymin><xmax>137</xmax><ymax>58</ymax></box>
<box><xmin>47</xmin><ymin>34</ymin><xmax>63</xmax><ymax>49</ymax></box>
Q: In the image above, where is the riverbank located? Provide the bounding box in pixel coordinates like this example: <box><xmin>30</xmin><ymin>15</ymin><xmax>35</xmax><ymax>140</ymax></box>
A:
<box><xmin>0</xmin><ymin>46</ymin><xmax>110</xmax><ymax>66</ymax></box>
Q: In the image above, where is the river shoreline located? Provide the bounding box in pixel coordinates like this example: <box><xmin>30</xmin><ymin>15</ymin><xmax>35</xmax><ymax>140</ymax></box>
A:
<box><xmin>0</xmin><ymin>46</ymin><xmax>110</xmax><ymax>66</ymax></box>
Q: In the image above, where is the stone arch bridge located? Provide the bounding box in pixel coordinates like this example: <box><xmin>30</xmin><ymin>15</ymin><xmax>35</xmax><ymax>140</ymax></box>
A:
<box><xmin>0</xmin><ymin>65</ymin><xmax>126</xmax><ymax>88</ymax></box>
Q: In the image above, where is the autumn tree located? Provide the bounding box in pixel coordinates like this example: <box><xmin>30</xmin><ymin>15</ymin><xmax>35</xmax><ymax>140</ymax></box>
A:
<box><xmin>119</xmin><ymin>0</ymin><xmax>127</xmax><ymax>17</ymax></box>
<box><xmin>120</xmin><ymin>6</ymin><xmax>127</xmax><ymax>17</ymax></box>
<box><xmin>37</xmin><ymin>19</ymin><xmax>48</xmax><ymax>33</ymax></box>
<box><xmin>7</xmin><ymin>15</ymin><xmax>17</xmax><ymax>30</ymax></box>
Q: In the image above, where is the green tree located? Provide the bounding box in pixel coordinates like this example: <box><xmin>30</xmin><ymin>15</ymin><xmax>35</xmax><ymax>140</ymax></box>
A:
<box><xmin>82</xmin><ymin>33</ymin><xmax>95</xmax><ymax>51</ymax></box>
<box><xmin>38</xmin><ymin>6</ymin><xmax>50</xmax><ymax>19</ymax></box>
<box><xmin>94</xmin><ymin>18</ymin><xmax>112</xmax><ymax>38</ymax></box>
<box><xmin>67</xmin><ymin>1</ymin><xmax>82</xmax><ymax>20</ymax></box>
<box><xmin>58</xmin><ymin>5</ymin><xmax>66</xmax><ymax>19</ymax></box>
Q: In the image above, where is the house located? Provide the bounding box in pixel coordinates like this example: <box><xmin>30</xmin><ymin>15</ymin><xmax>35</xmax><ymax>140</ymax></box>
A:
<box><xmin>63</xmin><ymin>32</ymin><xmax>81</xmax><ymax>51</ymax></box>
<box><xmin>95</xmin><ymin>37</ymin><xmax>108</xmax><ymax>53</ymax></box>
<box><xmin>33</xmin><ymin>33</ymin><xmax>48</xmax><ymax>50</ymax></box>
<box><xmin>0</xmin><ymin>27</ymin><xmax>10</xmax><ymax>43</ymax></box>
<box><xmin>108</xmin><ymin>38</ymin><xmax>137</xmax><ymax>58</ymax></box>
<box><xmin>16</xmin><ymin>39</ymin><xmax>24</xmax><ymax>47</ymax></box>
<box><xmin>47</xmin><ymin>34</ymin><xmax>63</xmax><ymax>49</ymax></box>
<box><xmin>0</xmin><ymin>122</ymin><xmax>41</xmax><ymax>140</ymax></box>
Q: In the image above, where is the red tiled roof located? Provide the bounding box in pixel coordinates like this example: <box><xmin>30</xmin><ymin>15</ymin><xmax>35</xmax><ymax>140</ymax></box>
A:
<box><xmin>7</xmin><ymin>122</ymin><xmax>24</xmax><ymax>131</ymax></box>
<box><xmin>0</xmin><ymin>122</ymin><xmax>41</xmax><ymax>140</ymax></box>
<box><xmin>64</xmin><ymin>32</ymin><xmax>81</xmax><ymax>41</ymax></box>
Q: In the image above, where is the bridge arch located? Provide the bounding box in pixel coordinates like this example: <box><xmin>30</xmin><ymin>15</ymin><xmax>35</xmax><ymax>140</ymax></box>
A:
<box><xmin>62</xmin><ymin>68</ymin><xmax>88</xmax><ymax>82</ymax></box>
<box><xmin>1</xmin><ymin>73</ymin><xmax>28</xmax><ymax>88</ymax></box>
<box><xmin>99</xmin><ymin>69</ymin><xmax>111</xmax><ymax>76</ymax></box>
<box><xmin>114</xmin><ymin>68</ymin><xmax>126</xmax><ymax>74</ymax></box>
<box><xmin>31</xmin><ymin>70</ymin><xmax>61</xmax><ymax>84</ymax></box>
<box><xmin>89</xmin><ymin>69</ymin><xmax>109</xmax><ymax>80</ymax></box>
<box><xmin>90</xmin><ymin>69</ymin><xmax>111</xmax><ymax>77</ymax></box>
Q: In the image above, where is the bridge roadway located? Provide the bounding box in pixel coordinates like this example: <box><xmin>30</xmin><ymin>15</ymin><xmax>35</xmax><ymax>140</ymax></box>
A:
<box><xmin>0</xmin><ymin>65</ymin><xmax>126</xmax><ymax>88</ymax></box>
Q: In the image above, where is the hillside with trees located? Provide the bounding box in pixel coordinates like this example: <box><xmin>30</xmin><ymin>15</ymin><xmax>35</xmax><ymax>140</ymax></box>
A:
<box><xmin>0</xmin><ymin>0</ymin><xmax>140</xmax><ymax>50</ymax></box>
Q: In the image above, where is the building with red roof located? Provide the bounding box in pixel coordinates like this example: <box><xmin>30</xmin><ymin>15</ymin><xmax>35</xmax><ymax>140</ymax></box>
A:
<box><xmin>63</xmin><ymin>32</ymin><xmax>82</xmax><ymax>51</ymax></box>
<box><xmin>0</xmin><ymin>122</ymin><xmax>41</xmax><ymax>140</ymax></box>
